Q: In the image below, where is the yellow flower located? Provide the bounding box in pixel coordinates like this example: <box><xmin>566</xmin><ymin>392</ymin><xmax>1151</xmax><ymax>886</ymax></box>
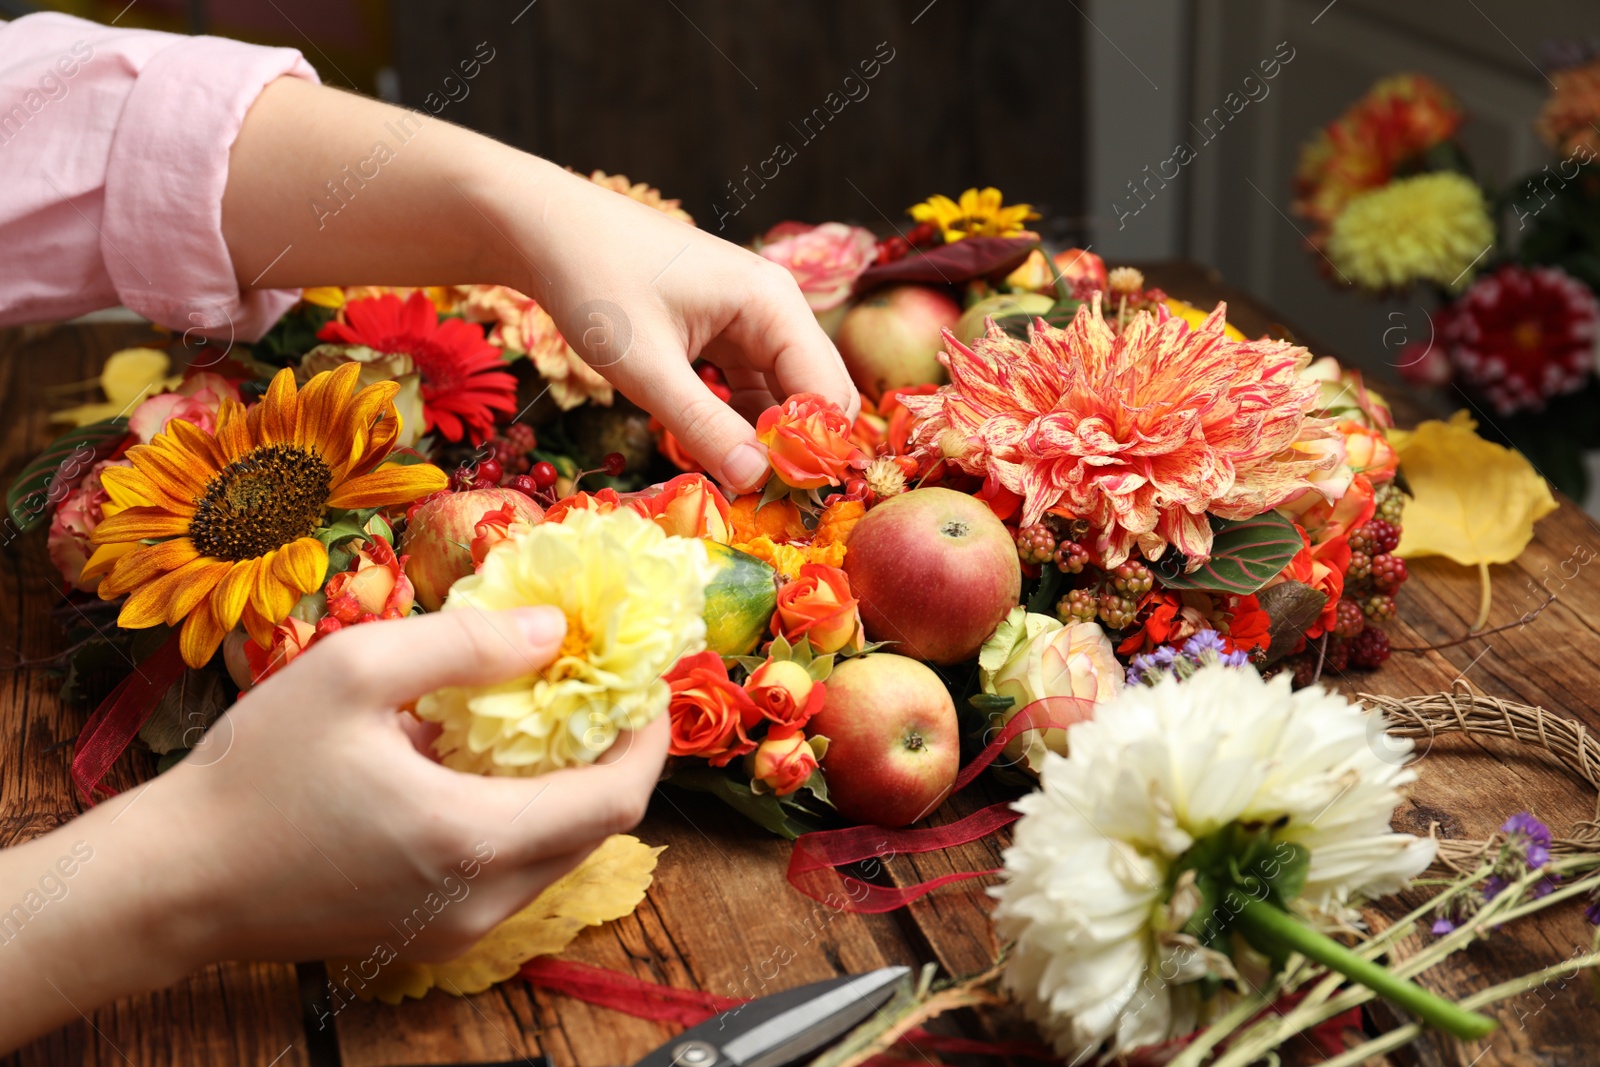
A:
<box><xmin>417</xmin><ymin>507</ymin><xmax>715</xmax><ymax>776</ymax></box>
<box><xmin>1326</xmin><ymin>172</ymin><xmax>1493</xmax><ymax>293</ymax></box>
<box><xmin>910</xmin><ymin>187</ymin><xmax>1039</xmax><ymax>242</ymax></box>
<box><xmin>88</xmin><ymin>364</ymin><xmax>448</xmax><ymax>667</ymax></box>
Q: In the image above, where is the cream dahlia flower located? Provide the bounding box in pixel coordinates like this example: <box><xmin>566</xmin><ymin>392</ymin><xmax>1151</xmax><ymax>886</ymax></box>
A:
<box><xmin>903</xmin><ymin>300</ymin><xmax>1338</xmax><ymax>567</ymax></box>
<box><xmin>991</xmin><ymin>666</ymin><xmax>1435</xmax><ymax>1061</ymax></box>
<box><xmin>416</xmin><ymin>507</ymin><xmax>715</xmax><ymax>775</ymax></box>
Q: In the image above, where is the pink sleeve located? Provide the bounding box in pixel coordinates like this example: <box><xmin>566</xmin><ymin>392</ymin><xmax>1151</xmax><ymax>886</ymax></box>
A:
<box><xmin>0</xmin><ymin>12</ymin><xmax>319</xmax><ymax>340</ymax></box>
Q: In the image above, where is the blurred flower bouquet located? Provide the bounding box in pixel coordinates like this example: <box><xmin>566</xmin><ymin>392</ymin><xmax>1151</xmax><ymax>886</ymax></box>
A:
<box><xmin>1293</xmin><ymin>66</ymin><xmax>1600</xmax><ymax>500</ymax></box>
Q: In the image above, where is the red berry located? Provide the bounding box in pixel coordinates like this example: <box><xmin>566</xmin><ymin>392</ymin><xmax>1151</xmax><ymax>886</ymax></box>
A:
<box><xmin>1016</xmin><ymin>523</ymin><xmax>1057</xmax><ymax>565</ymax></box>
<box><xmin>1324</xmin><ymin>637</ymin><xmax>1351</xmax><ymax>673</ymax></box>
<box><xmin>1333</xmin><ymin>598</ymin><xmax>1366</xmax><ymax>639</ymax></box>
<box><xmin>844</xmin><ymin>477</ymin><xmax>869</xmax><ymax>499</ymax></box>
<box><xmin>531</xmin><ymin>461</ymin><xmax>558</xmax><ymax>489</ymax></box>
<box><xmin>697</xmin><ymin>363</ymin><xmax>726</xmax><ymax>386</ymax></box>
<box><xmin>1348</xmin><ymin>626</ymin><xmax>1391</xmax><ymax>669</ymax></box>
<box><xmin>315</xmin><ymin>617</ymin><xmax>343</xmax><ymax>638</ymax></box>
<box><xmin>1370</xmin><ymin>553</ymin><xmax>1408</xmax><ymax>594</ymax></box>
<box><xmin>477</xmin><ymin>458</ymin><xmax>503</xmax><ymax>485</ymax></box>
<box><xmin>504</xmin><ymin>423</ymin><xmax>537</xmax><ymax>455</ymax></box>
<box><xmin>1054</xmin><ymin>540</ymin><xmax>1090</xmax><ymax>574</ymax></box>
<box><xmin>602</xmin><ymin>452</ymin><xmax>627</xmax><ymax>477</ymax></box>
<box><xmin>1110</xmin><ymin>560</ymin><xmax>1154</xmax><ymax>598</ymax></box>
<box><xmin>509</xmin><ymin>474</ymin><xmax>539</xmax><ymax>496</ymax></box>
<box><xmin>470</xmin><ymin>476</ymin><xmax>497</xmax><ymax>491</ymax></box>
<box><xmin>1363</xmin><ymin>594</ymin><xmax>1397</xmax><ymax>622</ymax></box>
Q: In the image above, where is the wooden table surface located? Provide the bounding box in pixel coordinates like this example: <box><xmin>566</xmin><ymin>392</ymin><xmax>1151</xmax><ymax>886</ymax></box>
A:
<box><xmin>3</xmin><ymin>263</ymin><xmax>1599</xmax><ymax>1067</ymax></box>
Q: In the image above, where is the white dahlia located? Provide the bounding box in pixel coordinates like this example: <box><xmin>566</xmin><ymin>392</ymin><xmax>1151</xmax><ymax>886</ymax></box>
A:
<box><xmin>991</xmin><ymin>665</ymin><xmax>1437</xmax><ymax>1061</ymax></box>
<box><xmin>416</xmin><ymin>507</ymin><xmax>715</xmax><ymax>775</ymax></box>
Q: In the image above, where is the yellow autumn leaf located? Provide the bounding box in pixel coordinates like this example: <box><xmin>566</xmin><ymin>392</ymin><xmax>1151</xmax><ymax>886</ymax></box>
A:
<box><xmin>1388</xmin><ymin>410</ymin><xmax>1557</xmax><ymax>629</ymax></box>
<box><xmin>51</xmin><ymin>347</ymin><xmax>180</xmax><ymax>426</ymax></box>
<box><xmin>1164</xmin><ymin>298</ymin><xmax>1247</xmax><ymax>341</ymax></box>
<box><xmin>344</xmin><ymin>834</ymin><xmax>664</xmax><ymax>1005</ymax></box>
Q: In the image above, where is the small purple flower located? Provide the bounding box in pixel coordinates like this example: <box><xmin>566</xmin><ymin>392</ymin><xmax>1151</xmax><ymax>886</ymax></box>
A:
<box><xmin>1219</xmin><ymin>650</ymin><xmax>1251</xmax><ymax>669</ymax></box>
<box><xmin>1502</xmin><ymin>811</ymin><xmax>1553</xmax><ymax>869</ymax></box>
<box><xmin>1585</xmin><ymin>898</ymin><xmax>1600</xmax><ymax>926</ymax></box>
<box><xmin>1183</xmin><ymin>630</ymin><xmax>1227</xmax><ymax>657</ymax></box>
<box><xmin>1483</xmin><ymin>875</ymin><xmax>1509</xmax><ymax>902</ymax></box>
<box><xmin>1431</xmin><ymin>918</ymin><xmax>1456</xmax><ymax>935</ymax></box>
<box><xmin>1531</xmin><ymin>877</ymin><xmax>1558</xmax><ymax>900</ymax></box>
<box><xmin>1150</xmin><ymin>646</ymin><xmax>1179</xmax><ymax>667</ymax></box>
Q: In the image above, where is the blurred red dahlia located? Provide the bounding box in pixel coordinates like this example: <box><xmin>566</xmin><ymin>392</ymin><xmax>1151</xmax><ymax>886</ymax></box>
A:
<box><xmin>1440</xmin><ymin>265</ymin><xmax>1599</xmax><ymax>415</ymax></box>
<box><xmin>319</xmin><ymin>290</ymin><xmax>518</xmax><ymax>444</ymax></box>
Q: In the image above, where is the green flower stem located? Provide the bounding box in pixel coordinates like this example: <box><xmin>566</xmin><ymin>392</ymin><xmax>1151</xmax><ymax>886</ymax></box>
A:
<box><xmin>1235</xmin><ymin>899</ymin><xmax>1497</xmax><ymax>1041</ymax></box>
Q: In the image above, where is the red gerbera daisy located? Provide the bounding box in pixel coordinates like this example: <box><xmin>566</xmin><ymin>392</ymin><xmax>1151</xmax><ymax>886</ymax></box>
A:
<box><xmin>1440</xmin><ymin>264</ymin><xmax>1599</xmax><ymax>415</ymax></box>
<box><xmin>318</xmin><ymin>291</ymin><xmax>518</xmax><ymax>443</ymax></box>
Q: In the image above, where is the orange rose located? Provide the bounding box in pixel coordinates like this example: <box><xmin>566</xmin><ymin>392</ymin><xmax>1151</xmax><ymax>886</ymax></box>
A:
<box><xmin>471</xmin><ymin>502</ymin><xmax>535</xmax><ymax>568</ymax></box>
<box><xmin>543</xmin><ymin>487</ymin><xmax>636</xmax><ymax>523</ymax></box>
<box><xmin>744</xmin><ymin>657</ymin><xmax>824</xmax><ymax>730</ymax></box>
<box><xmin>665</xmin><ymin>651</ymin><xmax>760</xmax><ymax>767</ymax></box>
<box><xmin>772</xmin><ymin>563</ymin><xmax>863</xmax><ymax>654</ymax></box>
<box><xmin>651</xmin><ymin>418</ymin><xmax>704</xmax><ymax>474</ymax></box>
<box><xmin>243</xmin><ymin>617</ymin><xmax>318</xmax><ymax>685</ymax></box>
<box><xmin>325</xmin><ymin>538</ymin><xmax>415</xmax><ymax>623</ymax></box>
<box><xmin>645</xmin><ymin>474</ymin><xmax>732</xmax><ymax>543</ymax></box>
<box><xmin>1338</xmin><ymin>420</ymin><xmax>1398</xmax><ymax>483</ymax></box>
<box><xmin>755</xmin><ymin>393</ymin><xmax>863</xmax><ymax>490</ymax></box>
<box><xmin>748</xmin><ymin>731</ymin><xmax>821</xmax><ymax>796</ymax></box>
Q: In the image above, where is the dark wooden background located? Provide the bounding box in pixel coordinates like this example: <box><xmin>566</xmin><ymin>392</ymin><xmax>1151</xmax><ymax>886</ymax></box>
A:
<box><xmin>386</xmin><ymin>0</ymin><xmax>1087</xmax><ymax>246</ymax></box>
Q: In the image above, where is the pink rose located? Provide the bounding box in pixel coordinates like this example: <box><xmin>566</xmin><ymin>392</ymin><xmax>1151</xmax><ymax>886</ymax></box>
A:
<box><xmin>47</xmin><ymin>459</ymin><xmax>122</xmax><ymax>592</ymax></box>
<box><xmin>128</xmin><ymin>373</ymin><xmax>241</xmax><ymax>443</ymax></box>
<box><xmin>759</xmin><ymin>222</ymin><xmax>878</xmax><ymax>312</ymax></box>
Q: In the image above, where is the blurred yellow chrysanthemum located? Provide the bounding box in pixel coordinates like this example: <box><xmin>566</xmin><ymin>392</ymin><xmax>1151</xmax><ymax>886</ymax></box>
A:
<box><xmin>1326</xmin><ymin>172</ymin><xmax>1493</xmax><ymax>293</ymax></box>
<box><xmin>910</xmin><ymin>187</ymin><xmax>1039</xmax><ymax>242</ymax></box>
<box><xmin>586</xmin><ymin>170</ymin><xmax>695</xmax><ymax>225</ymax></box>
<box><xmin>417</xmin><ymin>507</ymin><xmax>715</xmax><ymax>775</ymax></box>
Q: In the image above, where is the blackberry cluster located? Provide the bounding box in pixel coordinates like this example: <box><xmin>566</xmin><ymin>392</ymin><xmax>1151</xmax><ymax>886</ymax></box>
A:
<box><xmin>1016</xmin><ymin>522</ymin><xmax>1057</xmax><ymax>565</ymax></box>
<box><xmin>1278</xmin><ymin>500</ymin><xmax>1410</xmax><ymax>686</ymax></box>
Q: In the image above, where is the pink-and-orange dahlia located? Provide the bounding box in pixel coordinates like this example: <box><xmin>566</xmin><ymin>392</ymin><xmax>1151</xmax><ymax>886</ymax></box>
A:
<box><xmin>319</xmin><ymin>290</ymin><xmax>518</xmax><ymax>444</ymax></box>
<box><xmin>903</xmin><ymin>300</ymin><xmax>1336</xmax><ymax>567</ymax></box>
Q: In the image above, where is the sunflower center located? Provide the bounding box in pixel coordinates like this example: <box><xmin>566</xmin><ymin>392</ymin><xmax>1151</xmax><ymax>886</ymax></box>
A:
<box><xmin>190</xmin><ymin>444</ymin><xmax>332</xmax><ymax>561</ymax></box>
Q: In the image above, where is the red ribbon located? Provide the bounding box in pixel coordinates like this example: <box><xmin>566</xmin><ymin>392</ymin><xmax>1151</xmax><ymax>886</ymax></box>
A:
<box><xmin>786</xmin><ymin>695</ymin><xmax>1094</xmax><ymax>913</ymax></box>
<box><xmin>518</xmin><ymin>957</ymin><xmax>1058</xmax><ymax>1061</ymax></box>
<box><xmin>71</xmin><ymin>630</ymin><xmax>186</xmax><ymax>804</ymax></box>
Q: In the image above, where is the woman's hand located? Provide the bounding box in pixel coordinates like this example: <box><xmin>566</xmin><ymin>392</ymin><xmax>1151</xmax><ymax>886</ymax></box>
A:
<box><xmin>0</xmin><ymin>607</ymin><xmax>666</xmax><ymax>1051</ymax></box>
<box><xmin>222</xmin><ymin>77</ymin><xmax>857</xmax><ymax>494</ymax></box>
<box><xmin>490</xmin><ymin>163</ymin><xmax>859</xmax><ymax>491</ymax></box>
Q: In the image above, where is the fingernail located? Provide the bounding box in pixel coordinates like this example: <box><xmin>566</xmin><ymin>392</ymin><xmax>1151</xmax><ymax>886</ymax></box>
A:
<box><xmin>513</xmin><ymin>606</ymin><xmax>566</xmax><ymax>646</ymax></box>
<box><xmin>723</xmin><ymin>442</ymin><xmax>769</xmax><ymax>492</ymax></box>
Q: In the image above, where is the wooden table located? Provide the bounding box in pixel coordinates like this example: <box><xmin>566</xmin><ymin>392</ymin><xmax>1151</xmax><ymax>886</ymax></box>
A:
<box><xmin>4</xmin><ymin>264</ymin><xmax>1599</xmax><ymax>1067</ymax></box>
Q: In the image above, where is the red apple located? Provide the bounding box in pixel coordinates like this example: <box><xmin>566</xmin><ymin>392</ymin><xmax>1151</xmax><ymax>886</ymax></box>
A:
<box><xmin>401</xmin><ymin>488</ymin><xmax>543</xmax><ymax>610</ymax></box>
<box><xmin>843</xmin><ymin>487</ymin><xmax>1020</xmax><ymax>664</ymax></box>
<box><xmin>809</xmin><ymin>654</ymin><xmax>959</xmax><ymax>827</ymax></box>
<box><xmin>835</xmin><ymin>284</ymin><xmax>960</xmax><ymax>402</ymax></box>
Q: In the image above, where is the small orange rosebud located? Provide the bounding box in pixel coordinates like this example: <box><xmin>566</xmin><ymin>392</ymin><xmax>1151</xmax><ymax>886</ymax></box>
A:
<box><xmin>748</xmin><ymin>731</ymin><xmax>820</xmax><ymax>796</ymax></box>
<box><xmin>754</xmin><ymin>393</ymin><xmax>864</xmax><ymax>490</ymax></box>
<box><xmin>647</xmin><ymin>473</ymin><xmax>732</xmax><ymax>543</ymax></box>
<box><xmin>745</xmin><ymin>658</ymin><xmax>823</xmax><ymax>730</ymax></box>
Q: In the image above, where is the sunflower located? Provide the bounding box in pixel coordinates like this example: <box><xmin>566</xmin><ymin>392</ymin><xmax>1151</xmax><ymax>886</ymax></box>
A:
<box><xmin>318</xmin><ymin>290</ymin><xmax>519</xmax><ymax>444</ymax></box>
<box><xmin>87</xmin><ymin>364</ymin><xmax>448</xmax><ymax>667</ymax></box>
<box><xmin>909</xmin><ymin>187</ymin><xmax>1039</xmax><ymax>242</ymax></box>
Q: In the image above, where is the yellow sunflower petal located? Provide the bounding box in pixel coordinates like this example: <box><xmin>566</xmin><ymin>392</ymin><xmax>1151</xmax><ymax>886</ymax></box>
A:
<box><xmin>126</xmin><ymin>439</ymin><xmax>211</xmax><ymax>503</ymax></box>
<box><xmin>179</xmin><ymin>599</ymin><xmax>227</xmax><ymax>668</ymax></box>
<box><xmin>99</xmin><ymin>537</ymin><xmax>199</xmax><ymax>598</ymax></box>
<box><xmin>164</xmin><ymin>559</ymin><xmax>234</xmax><ymax>627</ymax></box>
<box><xmin>98</xmin><ymin>465</ymin><xmax>163</xmax><ymax>509</ymax></box>
<box><xmin>273</xmin><ymin>537</ymin><xmax>328</xmax><ymax>595</ymax></box>
<box><xmin>214</xmin><ymin>399</ymin><xmax>254</xmax><ymax>463</ymax></box>
<box><xmin>326</xmin><ymin>463</ymin><xmax>448</xmax><ymax>509</ymax></box>
<box><xmin>118</xmin><ymin>555</ymin><xmax>223</xmax><ymax>629</ymax></box>
<box><xmin>260</xmin><ymin>368</ymin><xmax>299</xmax><ymax>445</ymax></box>
<box><xmin>165</xmin><ymin>418</ymin><xmax>229</xmax><ymax>472</ymax></box>
<box><xmin>297</xmin><ymin>362</ymin><xmax>362</xmax><ymax>452</ymax></box>
<box><xmin>249</xmin><ymin>557</ymin><xmax>300</xmax><ymax>625</ymax></box>
<box><xmin>240</xmin><ymin>603</ymin><xmax>278</xmax><ymax>648</ymax></box>
<box><xmin>211</xmin><ymin>559</ymin><xmax>261</xmax><ymax>632</ymax></box>
<box><xmin>80</xmin><ymin>541</ymin><xmax>137</xmax><ymax>583</ymax></box>
<box><xmin>91</xmin><ymin>508</ymin><xmax>193</xmax><ymax>545</ymax></box>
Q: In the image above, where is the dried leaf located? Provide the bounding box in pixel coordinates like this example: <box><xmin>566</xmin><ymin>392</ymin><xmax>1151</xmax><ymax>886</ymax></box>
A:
<box><xmin>138</xmin><ymin>669</ymin><xmax>227</xmax><ymax>754</ymax></box>
<box><xmin>51</xmin><ymin>348</ymin><xmax>180</xmax><ymax>426</ymax></box>
<box><xmin>1390</xmin><ymin>412</ymin><xmax>1557</xmax><ymax>629</ymax></box>
<box><xmin>348</xmin><ymin>834</ymin><xmax>663</xmax><ymax>1004</ymax></box>
<box><xmin>1257</xmin><ymin>580</ymin><xmax>1329</xmax><ymax>665</ymax></box>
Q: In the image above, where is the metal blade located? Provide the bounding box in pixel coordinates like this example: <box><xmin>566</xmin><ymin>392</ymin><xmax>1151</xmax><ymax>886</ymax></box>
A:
<box><xmin>632</xmin><ymin>966</ymin><xmax>909</xmax><ymax>1067</ymax></box>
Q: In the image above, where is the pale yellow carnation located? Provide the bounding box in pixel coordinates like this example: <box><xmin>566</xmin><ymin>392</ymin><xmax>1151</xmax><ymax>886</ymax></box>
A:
<box><xmin>416</xmin><ymin>508</ymin><xmax>715</xmax><ymax>775</ymax></box>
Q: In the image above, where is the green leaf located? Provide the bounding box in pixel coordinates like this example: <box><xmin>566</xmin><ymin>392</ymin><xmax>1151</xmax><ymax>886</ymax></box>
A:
<box><xmin>6</xmin><ymin>418</ymin><xmax>130</xmax><ymax>534</ymax></box>
<box><xmin>1025</xmin><ymin>565</ymin><xmax>1064</xmax><ymax>613</ymax></box>
<box><xmin>806</xmin><ymin>653</ymin><xmax>835</xmax><ymax>683</ymax></box>
<box><xmin>1152</xmin><ymin>512</ymin><xmax>1304</xmax><ymax>595</ymax></box>
<box><xmin>756</xmin><ymin>474</ymin><xmax>791</xmax><ymax>511</ymax></box>
<box><xmin>799</xmin><ymin>768</ymin><xmax>831</xmax><ymax>807</ymax></box>
<box><xmin>967</xmin><ymin>692</ymin><xmax>1016</xmax><ymax>714</ymax></box>
<box><xmin>665</xmin><ymin>766</ymin><xmax>822</xmax><ymax>839</ymax></box>
<box><xmin>1256</xmin><ymin>580</ymin><xmax>1329</xmax><ymax>665</ymax></box>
